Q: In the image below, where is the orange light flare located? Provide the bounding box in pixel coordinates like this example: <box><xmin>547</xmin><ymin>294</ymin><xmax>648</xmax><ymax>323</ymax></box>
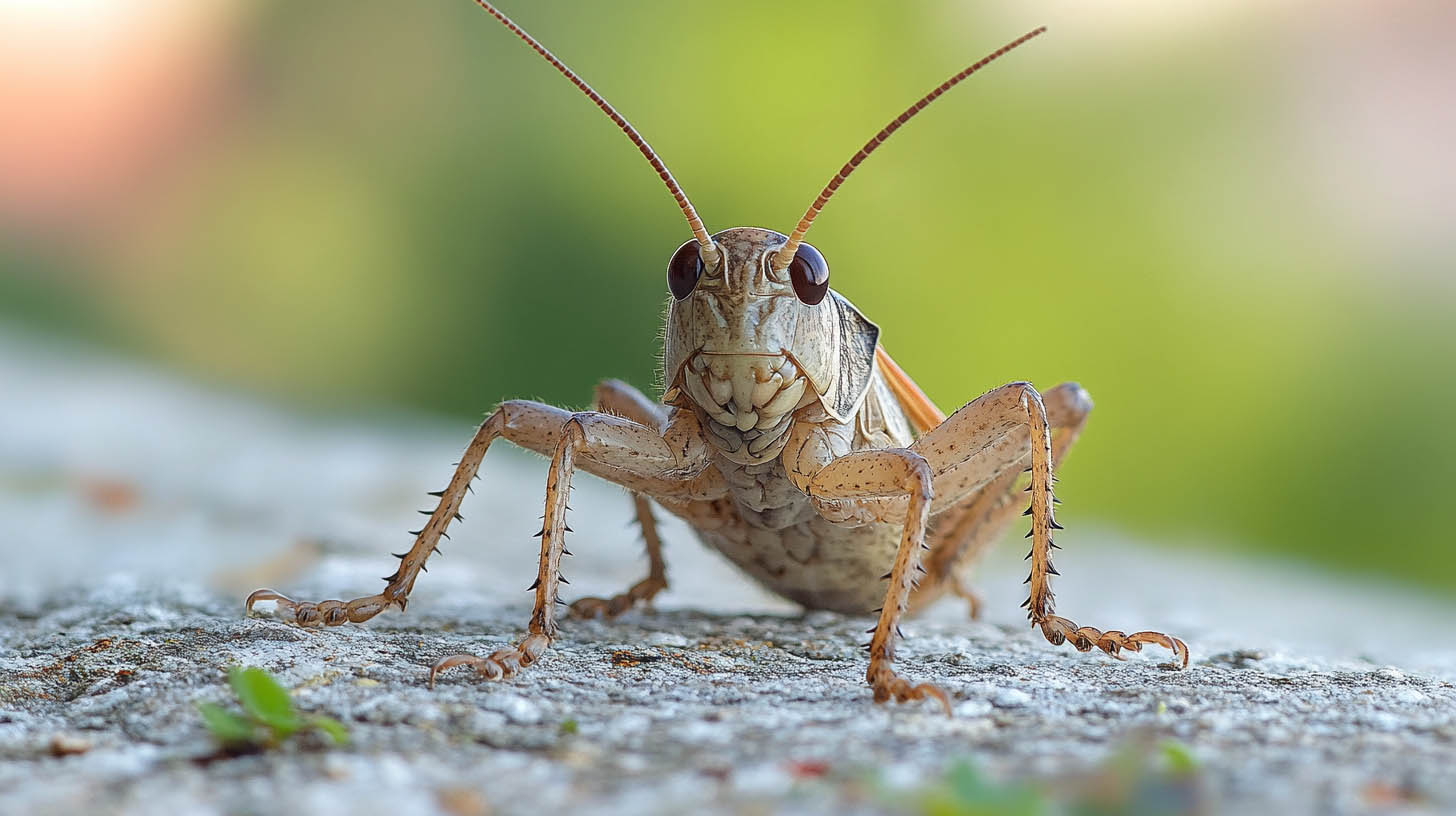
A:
<box><xmin>0</xmin><ymin>0</ymin><xmax>245</xmax><ymax>239</ymax></box>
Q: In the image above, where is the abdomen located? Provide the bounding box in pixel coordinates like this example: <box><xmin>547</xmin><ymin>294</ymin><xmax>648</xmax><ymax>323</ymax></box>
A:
<box><xmin>694</xmin><ymin>516</ymin><xmax>900</xmax><ymax>614</ymax></box>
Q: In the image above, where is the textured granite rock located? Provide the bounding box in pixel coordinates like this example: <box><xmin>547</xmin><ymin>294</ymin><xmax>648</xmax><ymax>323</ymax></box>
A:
<box><xmin>2</xmin><ymin>334</ymin><xmax>1454</xmax><ymax>815</ymax></box>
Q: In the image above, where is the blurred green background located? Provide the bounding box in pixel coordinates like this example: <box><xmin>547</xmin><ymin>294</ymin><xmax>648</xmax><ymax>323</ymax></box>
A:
<box><xmin>2</xmin><ymin>1</ymin><xmax>1452</xmax><ymax>592</ymax></box>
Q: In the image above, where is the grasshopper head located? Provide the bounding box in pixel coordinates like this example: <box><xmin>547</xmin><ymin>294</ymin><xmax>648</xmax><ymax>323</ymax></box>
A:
<box><xmin>460</xmin><ymin>2</ymin><xmax>1042</xmax><ymax>459</ymax></box>
<box><xmin>663</xmin><ymin>227</ymin><xmax>879</xmax><ymax>459</ymax></box>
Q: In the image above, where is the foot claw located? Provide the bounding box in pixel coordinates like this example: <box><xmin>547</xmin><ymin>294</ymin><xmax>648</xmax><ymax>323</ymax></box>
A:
<box><xmin>567</xmin><ymin>597</ymin><xmax>619</xmax><ymax>620</ymax></box>
<box><xmin>429</xmin><ymin>654</ymin><xmax>491</xmax><ymax>689</ymax></box>
<box><xmin>569</xmin><ymin>595</ymin><xmax>635</xmax><ymax>620</ymax></box>
<box><xmin>428</xmin><ymin>634</ymin><xmax>553</xmax><ymax>688</ymax></box>
<box><xmin>569</xmin><ymin>577</ymin><xmax>666</xmax><ymax>621</ymax></box>
<box><xmin>1037</xmin><ymin>615</ymin><xmax>1189</xmax><ymax>668</ymax></box>
<box><xmin>243</xmin><ymin>588</ymin><xmax>392</xmax><ymax>627</ymax></box>
<box><xmin>868</xmin><ymin>665</ymin><xmax>952</xmax><ymax>716</ymax></box>
<box><xmin>1128</xmin><ymin>630</ymin><xmax>1190</xmax><ymax>669</ymax></box>
<box><xmin>244</xmin><ymin>588</ymin><xmax>296</xmax><ymax>616</ymax></box>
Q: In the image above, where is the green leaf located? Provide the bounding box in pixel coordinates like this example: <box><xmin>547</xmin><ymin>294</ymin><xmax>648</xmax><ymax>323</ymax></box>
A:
<box><xmin>197</xmin><ymin>702</ymin><xmax>258</xmax><ymax>746</ymax></box>
<box><xmin>228</xmin><ymin>666</ymin><xmax>301</xmax><ymax>735</ymax></box>
<box><xmin>309</xmin><ymin>715</ymin><xmax>350</xmax><ymax>746</ymax></box>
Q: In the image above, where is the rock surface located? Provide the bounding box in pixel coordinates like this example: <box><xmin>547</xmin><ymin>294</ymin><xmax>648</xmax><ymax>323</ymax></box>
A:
<box><xmin>2</xmin><ymin>334</ymin><xmax>1454</xmax><ymax>815</ymax></box>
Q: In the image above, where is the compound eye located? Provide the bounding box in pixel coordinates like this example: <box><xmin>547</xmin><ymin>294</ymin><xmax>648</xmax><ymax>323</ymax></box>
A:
<box><xmin>667</xmin><ymin>239</ymin><xmax>704</xmax><ymax>300</ymax></box>
<box><xmin>787</xmin><ymin>243</ymin><xmax>830</xmax><ymax>305</ymax></box>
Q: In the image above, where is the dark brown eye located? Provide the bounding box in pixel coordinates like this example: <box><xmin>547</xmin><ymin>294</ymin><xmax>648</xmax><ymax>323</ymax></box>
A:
<box><xmin>666</xmin><ymin>239</ymin><xmax>704</xmax><ymax>300</ymax></box>
<box><xmin>787</xmin><ymin>243</ymin><xmax>829</xmax><ymax>305</ymax></box>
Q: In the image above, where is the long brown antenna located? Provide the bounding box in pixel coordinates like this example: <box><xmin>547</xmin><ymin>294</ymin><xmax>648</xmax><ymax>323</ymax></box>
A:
<box><xmin>773</xmin><ymin>26</ymin><xmax>1047</xmax><ymax>271</ymax></box>
<box><xmin>471</xmin><ymin>1</ymin><xmax>720</xmax><ymax>267</ymax></box>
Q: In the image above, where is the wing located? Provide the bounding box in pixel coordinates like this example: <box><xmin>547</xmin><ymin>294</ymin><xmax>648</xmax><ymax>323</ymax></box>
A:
<box><xmin>873</xmin><ymin>345</ymin><xmax>947</xmax><ymax>437</ymax></box>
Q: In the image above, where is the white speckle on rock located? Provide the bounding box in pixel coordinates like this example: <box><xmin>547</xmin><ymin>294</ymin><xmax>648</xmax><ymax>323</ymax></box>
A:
<box><xmin>731</xmin><ymin>763</ymin><xmax>793</xmax><ymax>796</ymax></box>
<box><xmin>992</xmin><ymin>687</ymin><xmax>1032</xmax><ymax>708</ymax></box>
<box><xmin>1389</xmin><ymin>687</ymin><xmax>1427</xmax><ymax>705</ymax></box>
<box><xmin>1361</xmin><ymin>711</ymin><xmax>1401</xmax><ymax>731</ymax></box>
<box><xmin>458</xmin><ymin>708</ymin><xmax>508</xmax><ymax>738</ymax></box>
<box><xmin>802</xmin><ymin>610</ymin><xmax>840</xmax><ymax>626</ymax></box>
<box><xmin>954</xmin><ymin>699</ymin><xmax>992</xmax><ymax>718</ymax></box>
<box><xmin>493</xmin><ymin>694</ymin><xmax>542</xmax><ymax>725</ymax></box>
<box><xmin>617</xmin><ymin>753</ymin><xmax>649</xmax><ymax>773</ymax></box>
<box><xmin>609</xmin><ymin>712</ymin><xmax>651</xmax><ymax>734</ymax></box>
<box><xmin>321</xmin><ymin>754</ymin><xmax>351</xmax><ymax>780</ymax></box>
<box><xmin>676</xmin><ymin>718</ymin><xmax>731</xmax><ymax>743</ymax></box>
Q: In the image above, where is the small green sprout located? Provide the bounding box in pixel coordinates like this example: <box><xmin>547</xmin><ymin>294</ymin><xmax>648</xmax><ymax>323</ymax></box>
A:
<box><xmin>1159</xmin><ymin>740</ymin><xmax>1199</xmax><ymax>776</ymax></box>
<box><xmin>197</xmin><ymin>666</ymin><xmax>348</xmax><ymax>750</ymax></box>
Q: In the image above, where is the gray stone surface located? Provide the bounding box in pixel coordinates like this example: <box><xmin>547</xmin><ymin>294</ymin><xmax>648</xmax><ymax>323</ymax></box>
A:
<box><xmin>3</xmin><ymin>333</ymin><xmax>1455</xmax><ymax>815</ymax></box>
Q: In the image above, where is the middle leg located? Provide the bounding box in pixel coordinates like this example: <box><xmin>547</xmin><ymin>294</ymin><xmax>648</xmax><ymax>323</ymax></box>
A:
<box><xmin>569</xmin><ymin>379</ymin><xmax>671</xmax><ymax>619</ymax></box>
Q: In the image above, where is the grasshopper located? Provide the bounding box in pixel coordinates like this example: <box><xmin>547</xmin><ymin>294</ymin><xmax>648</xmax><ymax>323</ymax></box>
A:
<box><xmin>246</xmin><ymin>1</ymin><xmax>1187</xmax><ymax>712</ymax></box>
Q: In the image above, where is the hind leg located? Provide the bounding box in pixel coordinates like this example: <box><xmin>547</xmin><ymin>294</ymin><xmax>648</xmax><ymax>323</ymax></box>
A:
<box><xmin>914</xmin><ymin>381</ymin><xmax>1092</xmax><ymax>616</ymax></box>
<box><xmin>817</xmin><ymin>381</ymin><xmax>1185</xmax><ymax>671</ymax></box>
<box><xmin>934</xmin><ymin>383</ymin><xmax>1183</xmax><ymax>666</ymax></box>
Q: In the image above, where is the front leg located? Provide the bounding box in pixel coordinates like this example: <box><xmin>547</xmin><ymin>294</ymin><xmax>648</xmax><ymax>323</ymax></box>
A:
<box><xmin>244</xmin><ymin>405</ymin><xmax>517</xmax><ymax>627</ymax></box>
<box><xmin>431</xmin><ymin>409</ymin><xmax>721</xmax><ymax>685</ymax></box>
<box><xmin>803</xmin><ymin>448</ymin><xmax>950</xmax><ymax>713</ymax></box>
<box><xmin>246</xmin><ymin>400</ymin><xmax>717</xmax><ymax>629</ymax></box>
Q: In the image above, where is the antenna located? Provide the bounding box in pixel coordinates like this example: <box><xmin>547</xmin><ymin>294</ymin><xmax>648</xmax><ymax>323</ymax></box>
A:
<box><xmin>471</xmin><ymin>1</ymin><xmax>720</xmax><ymax>267</ymax></box>
<box><xmin>774</xmin><ymin>26</ymin><xmax>1047</xmax><ymax>271</ymax></box>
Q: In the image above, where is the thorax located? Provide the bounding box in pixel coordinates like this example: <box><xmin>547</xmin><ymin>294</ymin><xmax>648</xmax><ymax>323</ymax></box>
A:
<box><xmin>695</xmin><ymin>365</ymin><xmax>916</xmax><ymax>530</ymax></box>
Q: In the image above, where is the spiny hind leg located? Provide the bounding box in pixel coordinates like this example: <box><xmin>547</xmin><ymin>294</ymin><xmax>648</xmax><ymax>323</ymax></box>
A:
<box><xmin>908</xmin><ymin>382</ymin><xmax>1186</xmax><ymax>666</ymax></box>
<box><xmin>1015</xmin><ymin>387</ymin><xmax>1186</xmax><ymax>666</ymax></box>
<box><xmin>570</xmin><ymin>379</ymin><xmax>670</xmax><ymax>620</ymax></box>
<box><xmin>916</xmin><ymin>382</ymin><xmax>1092</xmax><ymax>617</ymax></box>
